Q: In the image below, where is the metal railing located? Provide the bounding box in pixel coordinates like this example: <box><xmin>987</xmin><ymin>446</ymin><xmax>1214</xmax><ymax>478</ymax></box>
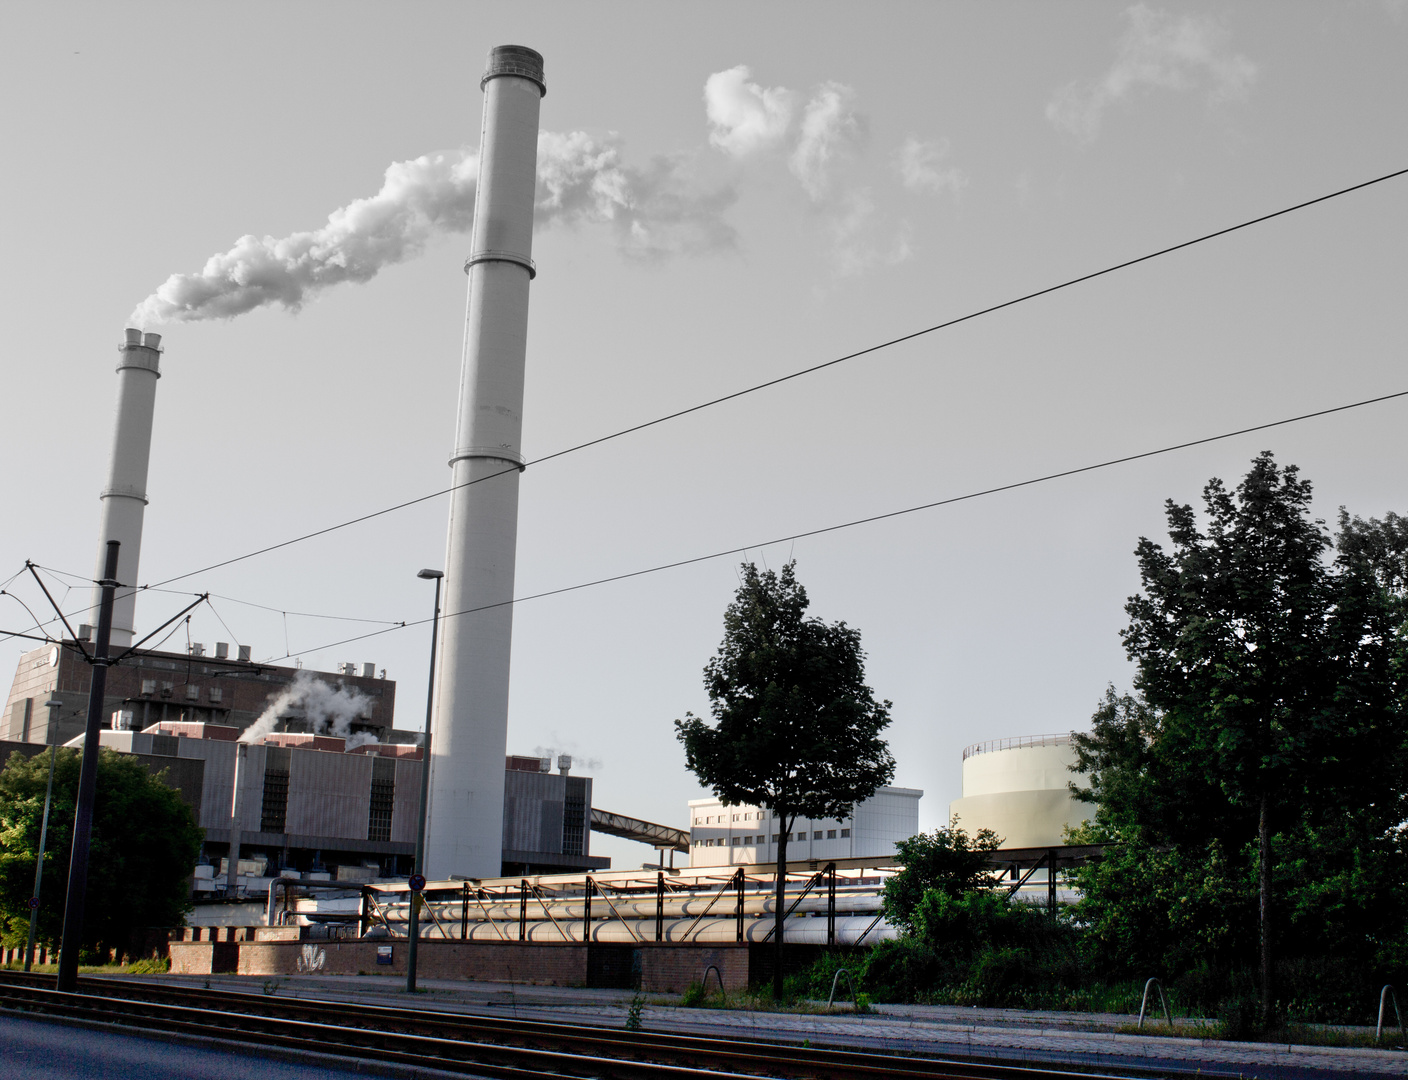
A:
<box><xmin>962</xmin><ymin>732</ymin><xmax>1074</xmax><ymax>760</ymax></box>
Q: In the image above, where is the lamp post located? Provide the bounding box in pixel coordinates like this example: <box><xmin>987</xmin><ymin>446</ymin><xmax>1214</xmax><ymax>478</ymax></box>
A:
<box><xmin>24</xmin><ymin>697</ymin><xmax>64</xmax><ymax>971</ymax></box>
<box><xmin>406</xmin><ymin>568</ymin><xmax>442</xmax><ymax>993</ymax></box>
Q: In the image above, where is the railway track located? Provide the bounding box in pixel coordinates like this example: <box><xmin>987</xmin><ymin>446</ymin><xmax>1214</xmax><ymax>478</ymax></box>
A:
<box><xmin>0</xmin><ymin>971</ymin><xmax>1163</xmax><ymax>1080</ymax></box>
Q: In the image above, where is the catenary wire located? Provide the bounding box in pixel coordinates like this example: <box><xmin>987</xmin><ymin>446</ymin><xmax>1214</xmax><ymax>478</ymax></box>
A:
<box><xmin>255</xmin><ymin>385</ymin><xmax>1408</xmax><ymax>665</ymax></box>
<box><xmin>144</xmin><ymin>164</ymin><xmax>1408</xmax><ymax>592</ymax></box>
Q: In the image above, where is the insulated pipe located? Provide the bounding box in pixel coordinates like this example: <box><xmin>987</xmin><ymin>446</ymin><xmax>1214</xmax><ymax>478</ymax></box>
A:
<box><xmin>90</xmin><ymin>329</ymin><xmax>162</xmax><ymax>647</ymax></box>
<box><xmin>426</xmin><ymin>46</ymin><xmax>544</xmax><ymax>880</ymax></box>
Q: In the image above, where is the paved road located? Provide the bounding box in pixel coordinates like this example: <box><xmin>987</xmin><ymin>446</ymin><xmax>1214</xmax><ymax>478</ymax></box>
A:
<box><xmin>0</xmin><ymin>1014</ymin><xmax>424</xmax><ymax>1080</ymax></box>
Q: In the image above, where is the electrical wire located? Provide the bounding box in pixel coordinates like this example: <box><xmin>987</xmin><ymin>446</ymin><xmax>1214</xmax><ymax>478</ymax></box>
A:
<box><xmin>143</xmin><ymin>164</ymin><xmax>1408</xmax><ymax>592</ymax></box>
<box><xmin>256</xmin><ymin>385</ymin><xmax>1408</xmax><ymax>665</ymax></box>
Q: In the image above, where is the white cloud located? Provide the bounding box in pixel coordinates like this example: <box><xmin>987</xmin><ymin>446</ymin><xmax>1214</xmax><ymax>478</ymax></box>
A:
<box><xmin>895</xmin><ymin>136</ymin><xmax>968</xmax><ymax>196</ymax></box>
<box><xmin>704</xmin><ymin>65</ymin><xmax>796</xmax><ymax>156</ymax></box>
<box><xmin>1047</xmin><ymin>4</ymin><xmax>1257</xmax><ymax>141</ymax></box>
<box><xmin>829</xmin><ymin>191</ymin><xmax>913</xmax><ymax>279</ymax></box>
<box><xmin>789</xmin><ymin>82</ymin><xmax>864</xmax><ymax>200</ymax></box>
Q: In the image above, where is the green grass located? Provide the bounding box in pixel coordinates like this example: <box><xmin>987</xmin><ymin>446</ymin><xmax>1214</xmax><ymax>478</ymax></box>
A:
<box><xmin>2</xmin><ymin>956</ymin><xmax>170</xmax><ymax>975</ymax></box>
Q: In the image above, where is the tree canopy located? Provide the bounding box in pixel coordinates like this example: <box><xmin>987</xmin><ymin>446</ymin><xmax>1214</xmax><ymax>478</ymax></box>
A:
<box><xmin>1070</xmin><ymin>453</ymin><xmax>1408</xmax><ymax>1023</ymax></box>
<box><xmin>675</xmin><ymin>561</ymin><xmax>894</xmax><ymax>995</ymax></box>
<box><xmin>880</xmin><ymin>818</ymin><xmax>1002</xmax><ymax>934</ymax></box>
<box><xmin>0</xmin><ymin>747</ymin><xmax>203</xmax><ymax>960</ymax></box>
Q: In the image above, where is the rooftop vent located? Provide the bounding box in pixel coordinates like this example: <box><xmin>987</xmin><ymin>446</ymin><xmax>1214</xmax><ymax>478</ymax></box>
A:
<box><xmin>557</xmin><ymin>754</ymin><xmax>572</xmax><ymax>775</ymax></box>
<box><xmin>237</xmin><ymin>645</ymin><xmax>252</xmax><ymax>662</ymax></box>
<box><xmin>189</xmin><ymin>643</ymin><xmax>205</xmax><ymax>657</ymax></box>
<box><xmin>214</xmin><ymin>642</ymin><xmax>229</xmax><ymax>659</ymax></box>
<box><xmin>361</xmin><ymin>662</ymin><xmax>375</xmax><ymax>679</ymax></box>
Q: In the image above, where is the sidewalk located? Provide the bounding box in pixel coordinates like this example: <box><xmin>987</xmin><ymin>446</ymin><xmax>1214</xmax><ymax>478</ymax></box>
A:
<box><xmin>137</xmin><ymin>973</ymin><xmax>1407</xmax><ymax>1080</ymax></box>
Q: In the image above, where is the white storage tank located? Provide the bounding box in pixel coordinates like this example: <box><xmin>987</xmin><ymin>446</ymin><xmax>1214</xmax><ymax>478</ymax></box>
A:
<box><xmin>948</xmin><ymin>734</ymin><xmax>1093</xmax><ymax>849</ymax></box>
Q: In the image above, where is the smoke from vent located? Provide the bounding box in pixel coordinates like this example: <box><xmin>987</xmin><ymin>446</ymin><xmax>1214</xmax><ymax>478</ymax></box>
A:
<box><xmin>131</xmin><ymin>133</ymin><xmax>734</xmax><ymax>325</ymax></box>
<box><xmin>240</xmin><ymin>670</ymin><xmax>377</xmax><ymax>747</ymax></box>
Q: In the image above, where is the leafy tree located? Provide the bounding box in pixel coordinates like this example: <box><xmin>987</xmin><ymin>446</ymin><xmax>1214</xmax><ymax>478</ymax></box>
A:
<box><xmin>1073</xmin><ymin>454</ymin><xmax>1408</xmax><ymax>1025</ymax></box>
<box><xmin>0</xmin><ymin>747</ymin><xmax>202</xmax><ymax>961</ymax></box>
<box><xmin>676</xmin><ymin>561</ymin><xmax>894</xmax><ymax>997</ymax></box>
<box><xmin>880</xmin><ymin>819</ymin><xmax>1002</xmax><ymax>933</ymax></box>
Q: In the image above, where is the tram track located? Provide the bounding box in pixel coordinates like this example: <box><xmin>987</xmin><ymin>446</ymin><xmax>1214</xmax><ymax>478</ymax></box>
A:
<box><xmin>0</xmin><ymin>971</ymin><xmax>1176</xmax><ymax>1080</ymax></box>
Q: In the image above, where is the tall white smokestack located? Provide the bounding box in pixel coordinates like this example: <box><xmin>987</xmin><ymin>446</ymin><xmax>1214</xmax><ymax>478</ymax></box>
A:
<box><xmin>90</xmin><ymin>328</ymin><xmax>163</xmax><ymax>648</ymax></box>
<box><xmin>424</xmin><ymin>46</ymin><xmax>545</xmax><ymax>880</ymax></box>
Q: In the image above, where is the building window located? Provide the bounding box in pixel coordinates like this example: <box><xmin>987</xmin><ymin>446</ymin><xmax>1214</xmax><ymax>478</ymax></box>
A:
<box><xmin>260</xmin><ymin>746</ymin><xmax>291</xmax><ymax>833</ymax></box>
<box><xmin>367</xmin><ymin>777</ymin><xmax>395</xmax><ymax>842</ymax></box>
<box><xmin>141</xmin><ymin>679</ymin><xmax>156</xmax><ymax>695</ymax></box>
<box><xmin>827</xmin><ymin>829</ymin><xmax>836</xmax><ymax>839</ymax></box>
<box><xmin>814</xmin><ymin>830</ymin><xmax>823</xmax><ymax>840</ymax></box>
<box><xmin>772</xmin><ymin>833</ymin><xmax>780</xmax><ymax>842</ymax></box>
<box><xmin>209</xmin><ymin>687</ymin><xmax>223</xmax><ymax>704</ymax></box>
<box><xmin>260</xmin><ymin>769</ymin><xmax>289</xmax><ymax>833</ymax></box>
<box><xmin>732</xmin><ymin>836</ymin><xmax>741</xmax><ymax>846</ymax></box>
<box><xmin>796</xmin><ymin>832</ymin><xmax>806</xmax><ymax>841</ymax></box>
<box><xmin>840</xmin><ymin>828</ymin><xmax>850</xmax><ymax>837</ymax></box>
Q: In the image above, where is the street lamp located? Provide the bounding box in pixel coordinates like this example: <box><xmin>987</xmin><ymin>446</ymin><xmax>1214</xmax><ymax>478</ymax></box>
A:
<box><xmin>406</xmin><ymin>568</ymin><xmax>442</xmax><ymax>993</ymax></box>
<box><xmin>25</xmin><ymin>697</ymin><xmax>63</xmax><ymax>971</ymax></box>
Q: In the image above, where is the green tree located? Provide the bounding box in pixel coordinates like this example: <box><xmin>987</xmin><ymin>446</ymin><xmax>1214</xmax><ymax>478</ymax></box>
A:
<box><xmin>675</xmin><ymin>561</ymin><xmax>895</xmax><ymax>998</ymax></box>
<box><xmin>0</xmin><ymin>747</ymin><xmax>202</xmax><ymax>961</ymax></box>
<box><xmin>880</xmin><ymin>819</ymin><xmax>1002</xmax><ymax>933</ymax></box>
<box><xmin>1074</xmin><ymin>454</ymin><xmax>1408</xmax><ymax>1025</ymax></box>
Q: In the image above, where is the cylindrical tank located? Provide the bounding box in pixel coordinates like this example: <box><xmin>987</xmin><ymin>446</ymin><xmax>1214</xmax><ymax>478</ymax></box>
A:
<box><xmin>425</xmin><ymin>46</ymin><xmax>545</xmax><ymax>880</ymax></box>
<box><xmin>90</xmin><ymin>329</ymin><xmax>163</xmax><ymax>647</ymax></box>
<box><xmin>948</xmin><ymin>734</ymin><xmax>1093</xmax><ymax>848</ymax></box>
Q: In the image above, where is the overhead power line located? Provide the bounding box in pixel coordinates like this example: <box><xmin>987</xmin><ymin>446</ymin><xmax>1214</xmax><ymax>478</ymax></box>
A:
<box><xmin>256</xmin><ymin>386</ymin><xmax>1408</xmax><ymax>665</ymax></box>
<box><xmin>146</xmin><ymin>165</ymin><xmax>1408</xmax><ymax>591</ymax></box>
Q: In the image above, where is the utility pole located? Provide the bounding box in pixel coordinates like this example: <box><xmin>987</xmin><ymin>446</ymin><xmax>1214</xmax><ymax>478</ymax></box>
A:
<box><xmin>407</xmin><ymin>568</ymin><xmax>443</xmax><ymax>993</ymax></box>
<box><xmin>56</xmin><ymin>541</ymin><xmax>119</xmax><ymax>992</ymax></box>
<box><xmin>24</xmin><ymin>697</ymin><xmax>63</xmax><ymax>971</ymax></box>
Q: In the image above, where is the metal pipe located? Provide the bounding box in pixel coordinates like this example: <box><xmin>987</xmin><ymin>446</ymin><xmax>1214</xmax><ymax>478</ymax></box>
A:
<box><xmin>426</xmin><ymin>45</ymin><xmax>545</xmax><ymax>880</ymax></box>
<box><xmin>91</xmin><ymin>330</ymin><xmax>162</xmax><ymax>648</ymax></box>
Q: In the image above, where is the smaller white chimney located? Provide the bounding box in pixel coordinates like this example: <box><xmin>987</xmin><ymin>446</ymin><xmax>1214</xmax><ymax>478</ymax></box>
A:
<box><xmin>237</xmin><ymin>645</ymin><xmax>252</xmax><ymax>662</ymax></box>
<box><xmin>189</xmin><ymin>642</ymin><xmax>205</xmax><ymax>657</ymax></box>
<box><xmin>361</xmin><ymin>662</ymin><xmax>375</xmax><ymax>679</ymax></box>
<box><xmin>557</xmin><ymin>754</ymin><xmax>572</xmax><ymax>775</ymax></box>
<box><xmin>215</xmin><ymin>642</ymin><xmax>230</xmax><ymax>659</ymax></box>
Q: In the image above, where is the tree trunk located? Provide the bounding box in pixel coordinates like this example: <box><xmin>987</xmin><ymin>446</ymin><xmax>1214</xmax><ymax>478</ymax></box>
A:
<box><xmin>1258</xmin><ymin>789</ymin><xmax>1274</xmax><ymax>1031</ymax></box>
<box><xmin>773</xmin><ymin>819</ymin><xmax>789</xmax><ymax>1001</ymax></box>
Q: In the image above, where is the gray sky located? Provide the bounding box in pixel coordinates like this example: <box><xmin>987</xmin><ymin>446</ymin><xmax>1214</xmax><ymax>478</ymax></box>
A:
<box><xmin>2</xmin><ymin>2</ymin><xmax>1406</xmax><ymax>868</ymax></box>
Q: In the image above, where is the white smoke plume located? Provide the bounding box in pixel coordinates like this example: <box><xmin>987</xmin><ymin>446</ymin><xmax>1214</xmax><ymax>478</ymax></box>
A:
<box><xmin>1046</xmin><ymin>3</ymin><xmax>1257</xmax><ymax>141</ymax></box>
<box><xmin>240</xmin><ymin>670</ymin><xmax>376</xmax><ymax>746</ymax></box>
<box><xmin>788</xmin><ymin>81</ymin><xmax>864</xmax><ymax>201</ymax></box>
<box><xmin>704</xmin><ymin>65</ymin><xmax>796</xmax><ymax>156</ymax></box>
<box><xmin>131</xmin><ymin>133</ymin><xmax>735</xmax><ymax>325</ymax></box>
<box><xmin>895</xmin><ymin>136</ymin><xmax>967</xmax><ymax>196</ymax></box>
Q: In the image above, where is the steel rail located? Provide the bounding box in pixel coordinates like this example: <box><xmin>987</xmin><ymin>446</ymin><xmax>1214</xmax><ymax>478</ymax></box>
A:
<box><xmin>0</xmin><ymin>972</ymin><xmax>1180</xmax><ymax>1080</ymax></box>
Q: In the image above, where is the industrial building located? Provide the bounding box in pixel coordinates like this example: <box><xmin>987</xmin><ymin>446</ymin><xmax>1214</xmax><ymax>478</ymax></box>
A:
<box><xmin>64</xmin><ymin>724</ymin><xmax>609</xmax><ymax>888</ymax></box>
<box><xmin>948</xmin><ymin>733</ymin><xmax>1094</xmax><ymax>848</ymax></box>
<box><xmin>687</xmin><ymin>786</ymin><xmax>922</xmax><ymax>868</ymax></box>
<box><xmin>3</xmin><ymin>639</ymin><xmax>395</xmax><ymax>750</ymax></box>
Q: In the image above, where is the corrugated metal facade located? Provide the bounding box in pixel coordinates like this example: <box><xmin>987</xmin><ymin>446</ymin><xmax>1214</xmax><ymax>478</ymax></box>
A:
<box><xmin>285</xmin><ymin>749</ymin><xmax>373</xmax><ymax>838</ymax></box>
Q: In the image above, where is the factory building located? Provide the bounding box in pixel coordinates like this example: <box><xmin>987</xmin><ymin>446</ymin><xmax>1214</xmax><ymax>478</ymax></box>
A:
<box><xmin>58</xmin><ymin>725</ymin><xmax>610</xmax><ymax>889</ymax></box>
<box><xmin>687</xmin><ymin>786</ymin><xmax>922</xmax><ymax>868</ymax></box>
<box><xmin>3</xmin><ymin>640</ymin><xmax>395</xmax><ymax>750</ymax></box>
<box><xmin>948</xmin><ymin>733</ymin><xmax>1094</xmax><ymax>848</ymax></box>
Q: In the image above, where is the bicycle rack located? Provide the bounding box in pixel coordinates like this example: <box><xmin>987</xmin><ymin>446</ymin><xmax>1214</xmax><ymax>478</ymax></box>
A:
<box><xmin>1138</xmin><ymin>977</ymin><xmax>1173</xmax><ymax>1029</ymax></box>
<box><xmin>701</xmin><ymin>964</ymin><xmax>726</xmax><ymax>998</ymax></box>
<box><xmin>828</xmin><ymin>968</ymin><xmax>858</xmax><ymax>1010</ymax></box>
<box><xmin>1377</xmin><ymin>985</ymin><xmax>1405</xmax><ymax>1044</ymax></box>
